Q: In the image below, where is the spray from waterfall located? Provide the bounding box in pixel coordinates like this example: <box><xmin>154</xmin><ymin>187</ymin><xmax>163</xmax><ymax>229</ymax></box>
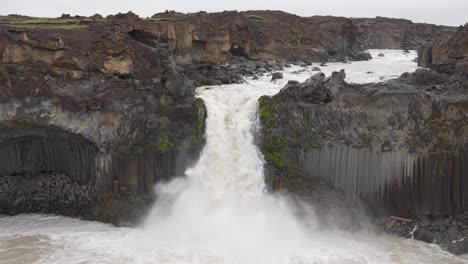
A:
<box><xmin>139</xmin><ymin>50</ymin><xmax>420</xmax><ymax>263</ymax></box>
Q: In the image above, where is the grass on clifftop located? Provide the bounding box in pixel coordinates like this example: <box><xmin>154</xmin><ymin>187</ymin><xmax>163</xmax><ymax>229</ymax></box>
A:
<box><xmin>1</xmin><ymin>18</ymin><xmax>92</xmax><ymax>29</ymax></box>
<box><xmin>144</xmin><ymin>17</ymin><xmax>174</xmax><ymax>22</ymax></box>
<box><xmin>248</xmin><ymin>15</ymin><xmax>265</xmax><ymax>21</ymax></box>
<box><xmin>10</xmin><ymin>18</ymin><xmax>91</xmax><ymax>24</ymax></box>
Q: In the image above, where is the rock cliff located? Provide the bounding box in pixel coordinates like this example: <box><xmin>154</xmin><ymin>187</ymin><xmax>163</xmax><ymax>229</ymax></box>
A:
<box><xmin>0</xmin><ymin>13</ymin><xmax>207</xmax><ymax>225</ymax></box>
<box><xmin>0</xmin><ymin>11</ymin><xmax>458</xmax><ymax>225</ymax></box>
<box><xmin>418</xmin><ymin>23</ymin><xmax>468</xmax><ymax>69</ymax></box>
<box><xmin>352</xmin><ymin>16</ymin><xmax>456</xmax><ymax>50</ymax></box>
<box><xmin>259</xmin><ymin>25</ymin><xmax>468</xmax><ymax>254</ymax></box>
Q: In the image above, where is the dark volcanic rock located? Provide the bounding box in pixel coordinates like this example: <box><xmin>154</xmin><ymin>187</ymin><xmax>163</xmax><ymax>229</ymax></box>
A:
<box><xmin>376</xmin><ymin>212</ymin><xmax>468</xmax><ymax>255</ymax></box>
<box><xmin>259</xmin><ymin>30</ymin><xmax>468</xmax><ymax>217</ymax></box>
<box><xmin>259</xmin><ymin>25</ymin><xmax>468</xmax><ymax>255</ymax></box>
<box><xmin>276</xmin><ymin>70</ymin><xmax>345</xmax><ymax>104</ymax></box>
<box><xmin>163</xmin><ymin>71</ymin><xmax>195</xmax><ymax>98</ymax></box>
<box><xmin>413</xmin><ymin>227</ymin><xmax>435</xmax><ymax>243</ymax></box>
<box><xmin>352</xmin><ymin>16</ymin><xmax>457</xmax><ymax>50</ymax></box>
<box><xmin>271</xmin><ymin>72</ymin><xmax>283</xmax><ymax>82</ymax></box>
<box><xmin>0</xmin><ymin>173</ymin><xmax>95</xmax><ymax>216</ymax></box>
<box><xmin>0</xmin><ymin>14</ymin><xmax>209</xmax><ymax>226</ymax></box>
<box><xmin>418</xmin><ymin>24</ymin><xmax>468</xmax><ymax>68</ymax></box>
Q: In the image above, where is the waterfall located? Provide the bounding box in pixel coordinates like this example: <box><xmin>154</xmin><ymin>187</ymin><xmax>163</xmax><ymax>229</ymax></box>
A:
<box><xmin>2</xmin><ymin>50</ymin><xmax>463</xmax><ymax>264</ymax></box>
<box><xmin>139</xmin><ymin>50</ymin><xmax>421</xmax><ymax>263</ymax></box>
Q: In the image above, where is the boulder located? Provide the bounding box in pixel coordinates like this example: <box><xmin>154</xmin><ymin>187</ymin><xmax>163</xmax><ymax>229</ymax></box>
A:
<box><xmin>413</xmin><ymin>227</ymin><xmax>435</xmax><ymax>243</ymax></box>
<box><xmin>163</xmin><ymin>72</ymin><xmax>195</xmax><ymax>98</ymax></box>
<box><xmin>271</xmin><ymin>72</ymin><xmax>283</xmax><ymax>82</ymax></box>
<box><xmin>277</xmin><ymin>70</ymin><xmax>345</xmax><ymax>104</ymax></box>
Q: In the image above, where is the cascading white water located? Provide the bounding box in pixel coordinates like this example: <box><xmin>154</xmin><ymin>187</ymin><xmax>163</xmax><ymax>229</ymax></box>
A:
<box><xmin>0</xmin><ymin>50</ymin><xmax>467</xmax><ymax>264</ymax></box>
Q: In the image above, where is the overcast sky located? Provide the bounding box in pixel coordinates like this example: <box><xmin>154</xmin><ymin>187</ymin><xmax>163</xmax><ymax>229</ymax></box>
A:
<box><xmin>2</xmin><ymin>0</ymin><xmax>467</xmax><ymax>26</ymax></box>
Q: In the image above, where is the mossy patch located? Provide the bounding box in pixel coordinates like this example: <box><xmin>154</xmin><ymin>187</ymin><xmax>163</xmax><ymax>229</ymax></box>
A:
<box><xmin>114</xmin><ymin>145</ymin><xmax>130</xmax><ymax>157</ymax></box>
<box><xmin>93</xmin><ymin>193</ymin><xmax>153</xmax><ymax>226</ymax></box>
<box><xmin>194</xmin><ymin>98</ymin><xmax>205</xmax><ymax>108</ymax></box>
<box><xmin>261</xmin><ymin>136</ymin><xmax>304</xmax><ymax>177</ymax></box>
<box><xmin>248</xmin><ymin>15</ymin><xmax>265</xmax><ymax>21</ymax></box>
<box><xmin>429</xmin><ymin>119</ymin><xmax>462</xmax><ymax>154</ymax></box>
<box><xmin>262</xmin><ymin>150</ymin><xmax>287</xmax><ymax>168</ymax></box>
<box><xmin>156</xmin><ymin>135</ymin><xmax>174</xmax><ymax>152</ymax></box>
<box><xmin>432</xmin><ymin>134</ymin><xmax>452</xmax><ymax>155</ymax></box>
<box><xmin>259</xmin><ymin>97</ymin><xmax>273</xmax><ymax>123</ymax></box>
<box><xmin>88</xmin><ymin>51</ymin><xmax>102</xmax><ymax>62</ymax></box>
<box><xmin>144</xmin><ymin>17</ymin><xmax>173</xmax><ymax>22</ymax></box>
<box><xmin>159</xmin><ymin>93</ymin><xmax>173</xmax><ymax>108</ymax></box>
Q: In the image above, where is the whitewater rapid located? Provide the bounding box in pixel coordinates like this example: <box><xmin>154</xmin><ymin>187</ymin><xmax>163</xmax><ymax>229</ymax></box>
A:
<box><xmin>1</xmin><ymin>50</ymin><xmax>467</xmax><ymax>264</ymax></box>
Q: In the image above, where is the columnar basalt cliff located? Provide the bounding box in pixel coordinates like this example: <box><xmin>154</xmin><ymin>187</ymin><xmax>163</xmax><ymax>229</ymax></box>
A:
<box><xmin>418</xmin><ymin>23</ymin><xmax>468</xmax><ymax>69</ymax></box>
<box><xmin>352</xmin><ymin>17</ymin><xmax>456</xmax><ymax>50</ymax></box>
<box><xmin>148</xmin><ymin>10</ymin><xmax>457</xmax><ymax>63</ymax></box>
<box><xmin>0</xmin><ymin>13</ymin><xmax>207</xmax><ymax>225</ymax></box>
<box><xmin>0</xmin><ymin>11</ymin><xmax>458</xmax><ymax>226</ymax></box>
<box><xmin>259</xmin><ymin>25</ymin><xmax>468</xmax><ymax>254</ymax></box>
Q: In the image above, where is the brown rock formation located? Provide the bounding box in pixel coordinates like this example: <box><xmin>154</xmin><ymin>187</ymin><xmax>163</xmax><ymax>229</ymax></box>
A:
<box><xmin>419</xmin><ymin>24</ymin><xmax>468</xmax><ymax>68</ymax></box>
<box><xmin>352</xmin><ymin>16</ymin><xmax>457</xmax><ymax>50</ymax></box>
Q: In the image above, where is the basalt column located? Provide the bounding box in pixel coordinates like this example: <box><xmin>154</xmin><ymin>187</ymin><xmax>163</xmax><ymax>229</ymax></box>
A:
<box><xmin>0</xmin><ymin>128</ymin><xmax>99</xmax><ymax>216</ymax></box>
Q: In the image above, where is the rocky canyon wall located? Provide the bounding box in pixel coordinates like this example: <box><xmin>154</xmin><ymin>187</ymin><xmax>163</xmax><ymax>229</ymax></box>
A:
<box><xmin>0</xmin><ymin>11</ymin><xmax>459</xmax><ymax>225</ymax></box>
<box><xmin>259</xmin><ymin>24</ymin><xmax>468</xmax><ymax>218</ymax></box>
<box><xmin>0</xmin><ymin>13</ymin><xmax>206</xmax><ymax>225</ymax></box>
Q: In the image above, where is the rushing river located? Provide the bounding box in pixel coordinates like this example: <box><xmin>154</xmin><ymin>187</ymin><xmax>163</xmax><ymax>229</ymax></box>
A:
<box><xmin>1</xmin><ymin>50</ymin><xmax>467</xmax><ymax>264</ymax></box>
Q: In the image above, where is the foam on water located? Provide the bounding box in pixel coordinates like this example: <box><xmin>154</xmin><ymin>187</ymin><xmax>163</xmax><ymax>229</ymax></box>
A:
<box><xmin>1</xmin><ymin>50</ymin><xmax>467</xmax><ymax>264</ymax></box>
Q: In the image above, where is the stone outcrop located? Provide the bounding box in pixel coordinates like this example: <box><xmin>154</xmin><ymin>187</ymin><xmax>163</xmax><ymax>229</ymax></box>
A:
<box><xmin>0</xmin><ymin>13</ymin><xmax>207</xmax><ymax>225</ymax></box>
<box><xmin>0</xmin><ymin>173</ymin><xmax>95</xmax><ymax>216</ymax></box>
<box><xmin>352</xmin><ymin>17</ymin><xmax>457</xmax><ymax>50</ymax></box>
<box><xmin>260</xmin><ymin>68</ymin><xmax>468</xmax><ymax>215</ymax></box>
<box><xmin>259</xmin><ymin>25</ymin><xmax>468</xmax><ymax>254</ymax></box>
<box><xmin>149</xmin><ymin>11</ymin><xmax>456</xmax><ymax>63</ymax></box>
<box><xmin>376</xmin><ymin>213</ymin><xmax>468</xmax><ymax>255</ymax></box>
<box><xmin>150</xmin><ymin>11</ymin><xmax>372</xmax><ymax>63</ymax></box>
<box><xmin>418</xmin><ymin>23</ymin><xmax>468</xmax><ymax>69</ymax></box>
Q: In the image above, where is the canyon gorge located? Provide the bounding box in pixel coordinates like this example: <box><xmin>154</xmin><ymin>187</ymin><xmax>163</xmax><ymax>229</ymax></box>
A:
<box><xmin>0</xmin><ymin>10</ymin><xmax>467</xmax><ymax>262</ymax></box>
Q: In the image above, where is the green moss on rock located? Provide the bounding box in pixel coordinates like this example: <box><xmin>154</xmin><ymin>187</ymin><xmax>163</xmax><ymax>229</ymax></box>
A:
<box><xmin>259</xmin><ymin>97</ymin><xmax>273</xmax><ymax>123</ymax></box>
<box><xmin>156</xmin><ymin>135</ymin><xmax>174</xmax><ymax>152</ymax></box>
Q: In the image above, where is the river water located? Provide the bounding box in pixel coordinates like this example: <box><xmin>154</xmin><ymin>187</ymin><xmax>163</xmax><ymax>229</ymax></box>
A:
<box><xmin>1</xmin><ymin>50</ymin><xmax>467</xmax><ymax>264</ymax></box>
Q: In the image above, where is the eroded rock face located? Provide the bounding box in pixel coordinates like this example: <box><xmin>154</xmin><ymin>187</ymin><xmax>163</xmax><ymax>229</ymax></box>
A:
<box><xmin>0</xmin><ymin>14</ymin><xmax>207</xmax><ymax>225</ymax></box>
<box><xmin>277</xmin><ymin>70</ymin><xmax>346</xmax><ymax>103</ymax></box>
<box><xmin>260</xmin><ymin>67</ymin><xmax>468</xmax><ymax>252</ymax></box>
<box><xmin>352</xmin><ymin>17</ymin><xmax>457</xmax><ymax>50</ymax></box>
<box><xmin>418</xmin><ymin>24</ymin><xmax>468</xmax><ymax>68</ymax></box>
<box><xmin>258</xmin><ymin>24</ymin><xmax>468</xmax><ymax>254</ymax></box>
<box><xmin>259</xmin><ymin>48</ymin><xmax>468</xmax><ymax>219</ymax></box>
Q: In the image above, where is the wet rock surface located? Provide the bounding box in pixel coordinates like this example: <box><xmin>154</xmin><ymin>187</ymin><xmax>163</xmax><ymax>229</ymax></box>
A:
<box><xmin>0</xmin><ymin>173</ymin><xmax>95</xmax><ymax>215</ymax></box>
<box><xmin>259</xmin><ymin>25</ymin><xmax>468</xmax><ymax>254</ymax></box>
<box><xmin>376</xmin><ymin>212</ymin><xmax>468</xmax><ymax>255</ymax></box>
<box><xmin>260</xmin><ymin>64</ymin><xmax>468</xmax><ymax>216</ymax></box>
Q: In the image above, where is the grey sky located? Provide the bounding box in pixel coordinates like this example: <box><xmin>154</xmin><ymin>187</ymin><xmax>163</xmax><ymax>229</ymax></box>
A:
<box><xmin>2</xmin><ymin>0</ymin><xmax>467</xmax><ymax>26</ymax></box>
